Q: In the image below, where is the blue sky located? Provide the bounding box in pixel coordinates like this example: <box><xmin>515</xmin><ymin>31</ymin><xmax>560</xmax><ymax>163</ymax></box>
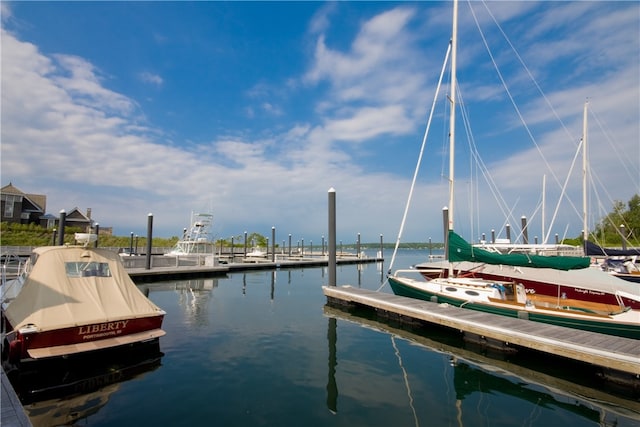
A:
<box><xmin>2</xmin><ymin>1</ymin><xmax>638</xmax><ymax>245</ymax></box>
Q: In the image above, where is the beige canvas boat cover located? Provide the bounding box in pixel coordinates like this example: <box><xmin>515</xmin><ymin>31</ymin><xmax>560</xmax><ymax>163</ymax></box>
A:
<box><xmin>4</xmin><ymin>246</ymin><xmax>165</xmax><ymax>333</ymax></box>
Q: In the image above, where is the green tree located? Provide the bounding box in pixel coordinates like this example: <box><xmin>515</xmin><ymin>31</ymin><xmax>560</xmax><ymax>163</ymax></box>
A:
<box><xmin>591</xmin><ymin>194</ymin><xmax>640</xmax><ymax>246</ymax></box>
<box><xmin>217</xmin><ymin>232</ymin><xmax>268</xmax><ymax>248</ymax></box>
<box><xmin>245</xmin><ymin>232</ymin><xmax>267</xmax><ymax>247</ymax></box>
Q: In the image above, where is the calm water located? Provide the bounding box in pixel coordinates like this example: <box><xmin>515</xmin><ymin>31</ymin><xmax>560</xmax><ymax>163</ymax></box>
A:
<box><xmin>10</xmin><ymin>249</ymin><xmax>640</xmax><ymax>426</ymax></box>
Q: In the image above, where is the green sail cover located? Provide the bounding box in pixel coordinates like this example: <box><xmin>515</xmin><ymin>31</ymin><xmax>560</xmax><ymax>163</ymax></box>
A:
<box><xmin>447</xmin><ymin>230</ymin><xmax>590</xmax><ymax>270</ymax></box>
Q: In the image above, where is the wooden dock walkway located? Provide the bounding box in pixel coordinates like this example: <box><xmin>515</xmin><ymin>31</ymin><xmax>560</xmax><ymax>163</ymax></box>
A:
<box><xmin>1</xmin><ymin>367</ymin><xmax>31</xmax><ymax>427</ymax></box>
<box><xmin>323</xmin><ymin>286</ymin><xmax>640</xmax><ymax>378</ymax></box>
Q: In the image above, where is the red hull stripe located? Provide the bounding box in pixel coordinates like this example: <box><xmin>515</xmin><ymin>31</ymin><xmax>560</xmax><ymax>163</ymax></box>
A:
<box><xmin>18</xmin><ymin>315</ymin><xmax>164</xmax><ymax>353</ymax></box>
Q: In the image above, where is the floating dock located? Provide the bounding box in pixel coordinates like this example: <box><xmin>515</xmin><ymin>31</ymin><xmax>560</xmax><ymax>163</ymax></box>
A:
<box><xmin>126</xmin><ymin>256</ymin><xmax>381</xmax><ymax>282</ymax></box>
<box><xmin>323</xmin><ymin>286</ymin><xmax>640</xmax><ymax>382</ymax></box>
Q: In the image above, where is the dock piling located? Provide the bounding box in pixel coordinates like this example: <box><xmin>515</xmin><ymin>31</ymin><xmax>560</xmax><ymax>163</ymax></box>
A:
<box><xmin>57</xmin><ymin>210</ymin><xmax>66</xmax><ymax>246</ymax></box>
<box><xmin>328</xmin><ymin>188</ymin><xmax>336</xmax><ymax>286</ymax></box>
<box><xmin>145</xmin><ymin>213</ymin><xmax>153</xmax><ymax>270</ymax></box>
<box><xmin>272</xmin><ymin>227</ymin><xmax>276</xmax><ymax>262</ymax></box>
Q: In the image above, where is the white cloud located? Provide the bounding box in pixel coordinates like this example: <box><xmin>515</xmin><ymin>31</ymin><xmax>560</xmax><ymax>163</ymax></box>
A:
<box><xmin>261</xmin><ymin>102</ymin><xmax>283</xmax><ymax>116</ymax></box>
<box><xmin>1</xmin><ymin>2</ymin><xmax>12</xmax><ymax>23</ymax></box>
<box><xmin>300</xmin><ymin>5</ymin><xmax>431</xmax><ymax>164</ymax></box>
<box><xmin>1</xmin><ymin>2</ymin><xmax>638</xmax><ymax>245</ymax></box>
<box><xmin>321</xmin><ymin>106</ymin><xmax>413</xmax><ymax>142</ymax></box>
<box><xmin>305</xmin><ymin>7</ymin><xmax>417</xmax><ymax>85</ymax></box>
<box><xmin>308</xmin><ymin>2</ymin><xmax>337</xmax><ymax>35</ymax></box>
<box><xmin>0</xmin><ymin>26</ymin><xmax>410</xmax><ymax>241</ymax></box>
<box><xmin>139</xmin><ymin>71</ymin><xmax>164</xmax><ymax>86</ymax></box>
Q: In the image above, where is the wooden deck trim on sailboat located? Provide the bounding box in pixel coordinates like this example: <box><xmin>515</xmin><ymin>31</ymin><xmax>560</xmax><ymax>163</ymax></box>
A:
<box><xmin>528</xmin><ymin>294</ymin><xmax>624</xmax><ymax>316</ymax></box>
<box><xmin>322</xmin><ymin>285</ymin><xmax>640</xmax><ymax>375</ymax></box>
<box><xmin>486</xmin><ymin>296</ymin><xmax>615</xmax><ymax>318</ymax></box>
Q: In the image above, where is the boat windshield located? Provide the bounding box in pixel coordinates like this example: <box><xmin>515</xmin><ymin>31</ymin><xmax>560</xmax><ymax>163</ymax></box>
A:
<box><xmin>65</xmin><ymin>262</ymin><xmax>112</xmax><ymax>278</ymax></box>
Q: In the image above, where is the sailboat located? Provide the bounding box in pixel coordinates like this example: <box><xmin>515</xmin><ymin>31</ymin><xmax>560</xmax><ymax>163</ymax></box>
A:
<box><xmin>387</xmin><ymin>0</ymin><xmax>640</xmax><ymax>340</ymax></box>
<box><xmin>414</xmin><ymin>100</ymin><xmax>640</xmax><ymax>309</ymax></box>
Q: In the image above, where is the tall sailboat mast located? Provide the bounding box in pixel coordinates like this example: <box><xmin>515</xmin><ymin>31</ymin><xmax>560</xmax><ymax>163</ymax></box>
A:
<box><xmin>448</xmin><ymin>0</ymin><xmax>459</xmax><ymax>232</ymax></box>
<box><xmin>542</xmin><ymin>174</ymin><xmax>546</xmax><ymax>243</ymax></box>
<box><xmin>582</xmin><ymin>101</ymin><xmax>589</xmax><ymax>244</ymax></box>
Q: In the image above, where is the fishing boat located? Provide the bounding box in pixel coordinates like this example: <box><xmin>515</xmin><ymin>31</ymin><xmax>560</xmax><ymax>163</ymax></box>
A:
<box><xmin>166</xmin><ymin>211</ymin><xmax>215</xmax><ymax>256</ymax></box>
<box><xmin>387</xmin><ymin>0</ymin><xmax>640</xmax><ymax>339</ymax></box>
<box><xmin>1</xmin><ymin>233</ymin><xmax>166</xmax><ymax>365</ymax></box>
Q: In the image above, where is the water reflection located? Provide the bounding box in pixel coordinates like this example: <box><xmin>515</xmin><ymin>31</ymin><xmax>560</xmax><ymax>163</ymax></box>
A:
<box><xmin>7</xmin><ymin>340</ymin><xmax>163</xmax><ymax>427</ymax></box>
<box><xmin>140</xmin><ymin>278</ymin><xmax>219</xmax><ymax>326</ymax></box>
<box><xmin>324</xmin><ymin>305</ymin><xmax>640</xmax><ymax>426</ymax></box>
<box><xmin>11</xmin><ymin>249</ymin><xmax>637</xmax><ymax>427</ymax></box>
<box><xmin>238</xmin><ymin>271</ymin><xmax>277</xmax><ymax>298</ymax></box>
<box><xmin>326</xmin><ymin>316</ymin><xmax>338</xmax><ymax>414</ymax></box>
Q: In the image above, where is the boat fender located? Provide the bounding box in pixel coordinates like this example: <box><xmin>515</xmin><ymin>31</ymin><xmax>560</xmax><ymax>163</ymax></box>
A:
<box><xmin>8</xmin><ymin>339</ymin><xmax>21</xmax><ymax>363</ymax></box>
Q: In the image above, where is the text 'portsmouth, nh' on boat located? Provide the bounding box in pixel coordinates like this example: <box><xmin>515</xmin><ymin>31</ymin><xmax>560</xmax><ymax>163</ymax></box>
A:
<box><xmin>1</xmin><ymin>233</ymin><xmax>166</xmax><ymax>366</ymax></box>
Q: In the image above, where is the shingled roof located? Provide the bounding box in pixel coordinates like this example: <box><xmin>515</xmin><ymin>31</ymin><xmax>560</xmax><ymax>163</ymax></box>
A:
<box><xmin>1</xmin><ymin>182</ymin><xmax>46</xmax><ymax>213</ymax></box>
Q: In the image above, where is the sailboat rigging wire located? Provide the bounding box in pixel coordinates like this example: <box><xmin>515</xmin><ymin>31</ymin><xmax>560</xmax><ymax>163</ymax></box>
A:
<box><xmin>470</xmin><ymin>1</ymin><xmax>586</xmax><ymax>233</ymax></box>
<box><xmin>469</xmin><ymin>1</ymin><xmax>573</xmax><ymax>185</ymax></box>
<box><xmin>467</xmin><ymin>4</ymin><xmax>550</xmax><ymax>173</ymax></box>
<box><xmin>585</xmin><ymin>105</ymin><xmax>640</xmax><ymax>242</ymax></box>
<box><xmin>488</xmin><ymin>198</ymin><xmax>520</xmax><ymax>240</ymax></box>
<box><xmin>387</xmin><ymin>43</ymin><xmax>452</xmax><ymax>275</ymax></box>
<box><xmin>590</xmin><ymin>107</ymin><xmax>639</xmax><ymax>191</ymax></box>
<box><xmin>544</xmin><ymin>139</ymin><xmax>583</xmax><ymax>243</ymax></box>
<box><xmin>457</xmin><ymin>87</ymin><xmax>517</xmax><ymax>238</ymax></box>
<box><xmin>560</xmin><ymin>223</ymin><xmax>571</xmax><ymax>243</ymax></box>
<box><xmin>375</xmin><ymin>277</ymin><xmax>389</xmax><ymax>293</ymax></box>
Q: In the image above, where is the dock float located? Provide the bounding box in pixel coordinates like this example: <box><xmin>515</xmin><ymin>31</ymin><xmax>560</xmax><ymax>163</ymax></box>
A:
<box><xmin>127</xmin><ymin>257</ymin><xmax>382</xmax><ymax>282</ymax></box>
<box><xmin>323</xmin><ymin>286</ymin><xmax>640</xmax><ymax>379</ymax></box>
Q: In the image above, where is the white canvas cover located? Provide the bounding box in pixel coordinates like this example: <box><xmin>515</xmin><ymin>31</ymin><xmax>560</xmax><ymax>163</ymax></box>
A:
<box><xmin>4</xmin><ymin>246</ymin><xmax>165</xmax><ymax>333</ymax></box>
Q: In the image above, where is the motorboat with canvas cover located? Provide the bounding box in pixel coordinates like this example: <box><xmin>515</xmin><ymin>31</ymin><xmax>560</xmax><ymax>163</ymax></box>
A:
<box><xmin>1</xmin><ymin>234</ymin><xmax>166</xmax><ymax>365</ymax></box>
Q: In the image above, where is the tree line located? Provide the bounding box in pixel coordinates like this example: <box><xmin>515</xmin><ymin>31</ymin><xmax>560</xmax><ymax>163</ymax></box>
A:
<box><xmin>0</xmin><ymin>222</ymin><xmax>179</xmax><ymax>248</ymax></box>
